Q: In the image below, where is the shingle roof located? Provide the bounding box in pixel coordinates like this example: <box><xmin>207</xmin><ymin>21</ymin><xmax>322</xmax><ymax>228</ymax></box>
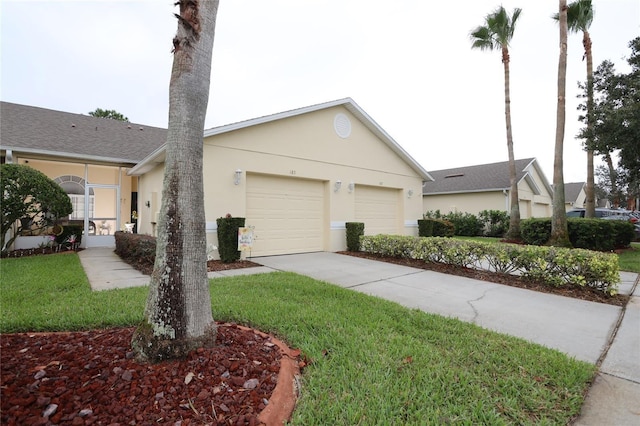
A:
<box><xmin>0</xmin><ymin>102</ymin><xmax>166</xmax><ymax>164</ymax></box>
<box><xmin>422</xmin><ymin>158</ymin><xmax>538</xmax><ymax>194</ymax></box>
<box><xmin>564</xmin><ymin>182</ymin><xmax>586</xmax><ymax>203</ymax></box>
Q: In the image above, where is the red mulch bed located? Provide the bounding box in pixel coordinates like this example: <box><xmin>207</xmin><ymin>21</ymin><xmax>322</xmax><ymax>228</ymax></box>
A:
<box><xmin>1</xmin><ymin>251</ymin><xmax>289</xmax><ymax>425</ymax></box>
<box><xmin>1</xmin><ymin>324</ymin><xmax>287</xmax><ymax>425</ymax></box>
<box><xmin>129</xmin><ymin>257</ymin><xmax>261</xmax><ymax>276</ymax></box>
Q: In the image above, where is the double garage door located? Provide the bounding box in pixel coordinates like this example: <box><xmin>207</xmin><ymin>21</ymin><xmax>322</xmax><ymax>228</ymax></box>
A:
<box><xmin>246</xmin><ymin>174</ymin><xmax>324</xmax><ymax>257</ymax></box>
<box><xmin>246</xmin><ymin>176</ymin><xmax>401</xmax><ymax>256</ymax></box>
<box><xmin>355</xmin><ymin>185</ymin><xmax>400</xmax><ymax>236</ymax></box>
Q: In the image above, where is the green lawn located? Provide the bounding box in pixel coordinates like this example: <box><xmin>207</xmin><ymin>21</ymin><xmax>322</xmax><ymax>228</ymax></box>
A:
<box><xmin>1</xmin><ymin>253</ymin><xmax>596</xmax><ymax>424</ymax></box>
<box><xmin>618</xmin><ymin>242</ymin><xmax>640</xmax><ymax>273</ymax></box>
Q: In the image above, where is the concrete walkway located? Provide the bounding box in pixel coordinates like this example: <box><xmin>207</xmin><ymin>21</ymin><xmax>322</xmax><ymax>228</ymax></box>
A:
<box><xmin>78</xmin><ymin>248</ymin><xmax>640</xmax><ymax>425</ymax></box>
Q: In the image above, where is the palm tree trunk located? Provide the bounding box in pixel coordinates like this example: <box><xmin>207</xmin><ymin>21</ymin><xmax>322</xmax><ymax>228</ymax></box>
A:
<box><xmin>550</xmin><ymin>0</ymin><xmax>572</xmax><ymax>247</ymax></box>
<box><xmin>502</xmin><ymin>46</ymin><xmax>521</xmax><ymax>241</ymax></box>
<box><xmin>133</xmin><ymin>0</ymin><xmax>220</xmax><ymax>363</ymax></box>
<box><xmin>584</xmin><ymin>30</ymin><xmax>596</xmax><ymax>217</ymax></box>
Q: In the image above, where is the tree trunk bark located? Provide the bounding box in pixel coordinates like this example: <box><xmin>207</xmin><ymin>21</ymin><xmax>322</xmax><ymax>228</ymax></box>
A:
<box><xmin>502</xmin><ymin>46</ymin><xmax>521</xmax><ymax>241</ymax></box>
<box><xmin>133</xmin><ymin>0</ymin><xmax>219</xmax><ymax>363</ymax></box>
<box><xmin>549</xmin><ymin>0</ymin><xmax>572</xmax><ymax>247</ymax></box>
<box><xmin>584</xmin><ymin>30</ymin><xmax>596</xmax><ymax>218</ymax></box>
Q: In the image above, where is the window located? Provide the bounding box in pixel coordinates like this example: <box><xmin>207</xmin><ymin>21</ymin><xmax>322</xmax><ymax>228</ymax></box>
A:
<box><xmin>68</xmin><ymin>194</ymin><xmax>95</xmax><ymax>220</ymax></box>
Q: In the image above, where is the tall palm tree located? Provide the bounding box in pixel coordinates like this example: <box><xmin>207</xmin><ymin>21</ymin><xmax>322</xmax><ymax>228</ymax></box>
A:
<box><xmin>555</xmin><ymin>0</ymin><xmax>596</xmax><ymax>217</ymax></box>
<box><xmin>133</xmin><ymin>0</ymin><xmax>220</xmax><ymax>362</ymax></box>
<box><xmin>470</xmin><ymin>6</ymin><xmax>523</xmax><ymax>240</ymax></box>
<box><xmin>549</xmin><ymin>0</ymin><xmax>572</xmax><ymax>247</ymax></box>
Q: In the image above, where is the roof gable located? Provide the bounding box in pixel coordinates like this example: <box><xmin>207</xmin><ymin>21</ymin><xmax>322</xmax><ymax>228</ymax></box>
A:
<box><xmin>0</xmin><ymin>102</ymin><xmax>166</xmax><ymax>164</ymax></box>
<box><xmin>423</xmin><ymin>158</ymin><xmax>552</xmax><ymax>195</ymax></box>
<box><xmin>130</xmin><ymin>98</ymin><xmax>434</xmax><ymax>181</ymax></box>
<box><xmin>564</xmin><ymin>182</ymin><xmax>586</xmax><ymax>202</ymax></box>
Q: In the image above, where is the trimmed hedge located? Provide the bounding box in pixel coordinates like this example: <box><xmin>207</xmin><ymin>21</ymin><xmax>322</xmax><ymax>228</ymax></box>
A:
<box><xmin>360</xmin><ymin>234</ymin><xmax>620</xmax><ymax>295</ymax></box>
<box><xmin>441</xmin><ymin>212</ymin><xmax>483</xmax><ymax>236</ymax></box>
<box><xmin>345</xmin><ymin>222</ymin><xmax>364</xmax><ymax>251</ymax></box>
<box><xmin>114</xmin><ymin>231</ymin><xmax>156</xmax><ymax>271</ymax></box>
<box><xmin>521</xmin><ymin>218</ymin><xmax>635</xmax><ymax>251</ymax></box>
<box><xmin>216</xmin><ymin>216</ymin><xmax>245</xmax><ymax>263</ymax></box>
<box><xmin>418</xmin><ymin>218</ymin><xmax>454</xmax><ymax>237</ymax></box>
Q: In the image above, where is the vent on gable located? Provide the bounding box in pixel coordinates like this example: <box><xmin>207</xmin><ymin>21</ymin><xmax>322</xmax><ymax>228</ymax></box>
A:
<box><xmin>444</xmin><ymin>173</ymin><xmax>464</xmax><ymax>178</ymax></box>
<box><xmin>334</xmin><ymin>113</ymin><xmax>351</xmax><ymax>139</ymax></box>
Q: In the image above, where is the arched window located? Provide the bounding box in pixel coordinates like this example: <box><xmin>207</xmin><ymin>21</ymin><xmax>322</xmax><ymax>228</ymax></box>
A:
<box><xmin>53</xmin><ymin>175</ymin><xmax>95</xmax><ymax>220</ymax></box>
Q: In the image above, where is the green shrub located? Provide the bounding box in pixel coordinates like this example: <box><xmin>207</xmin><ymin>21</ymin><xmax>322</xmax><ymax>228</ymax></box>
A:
<box><xmin>115</xmin><ymin>231</ymin><xmax>156</xmax><ymax>269</ymax></box>
<box><xmin>417</xmin><ymin>219</ymin><xmax>434</xmax><ymax>237</ymax></box>
<box><xmin>521</xmin><ymin>218</ymin><xmax>552</xmax><ymax>246</ymax></box>
<box><xmin>609</xmin><ymin>221</ymin><xmax>636</xmax><ymax>248</ymax></box>
<box><xmin>345</xmin><ymin>222</ymin><xmax>364</xmax><ymax>251</ymax></box>
<box><xmin>433</xmin><ymin>219</ymin><xmax>455</xmax><ymax>237</ymax></box>
<box><xmin>217</xmin><ymin>216</ymin><xmax>245</xmax><ymax>263</ymax></box>
<box><xmin>479</xmin><ymin>210</ymin><xmax>509</xmax><ymax>237</ymax></box>
<box><xmin>423</xmin><ymin>210</ymin><xmax>443</xmax><ymax>219</ymax></box>
<box><xmin>360</xmin><ymin>234</ymin><xmax>620</xmax><ymax>295</ymax></box>
<box><xmin>522</xmin><ymin>217</ymin><xmax>634</xmax><ymax>251</ymax></box>
<box><xmin>442</xmin><ymin>212</ymin><xmax>483</xmax><ymax>236</ymax></box>
<box><xmin>567</xmin><ymin>219</ymin><xmax>613</xmax><ymax>251</ymax></box>
<box><xmin>1</xmin><ymin>164</ymin><xmax>73</xmax><ymax>252</ymax></box>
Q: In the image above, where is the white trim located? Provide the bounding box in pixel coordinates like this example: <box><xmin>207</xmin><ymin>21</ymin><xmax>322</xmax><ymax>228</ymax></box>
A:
<box><xmin>3</xmin><ymin>146</ymin><xmax>137</xmax><ymax>165</ymax></box>
<box><xmin>404</xmin><ymin>220</ymin><xmax>418</xmax><ymax>228</ymax></box>
<box><xmin>330</xmin><ymin>221</ymin><xmax>346</xmax><ymax>230</ymax></box>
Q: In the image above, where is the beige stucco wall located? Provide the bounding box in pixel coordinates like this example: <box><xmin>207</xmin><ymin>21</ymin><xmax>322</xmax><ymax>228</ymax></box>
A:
<box><xmin>422</xmin><ymin>191</ymin><xmax>508</xmax><ymax>216</ymax></box>
<box><xmin>137</xmin><ymin>105</ymin><xmax>424</xmax><ymax>254</ymax></box>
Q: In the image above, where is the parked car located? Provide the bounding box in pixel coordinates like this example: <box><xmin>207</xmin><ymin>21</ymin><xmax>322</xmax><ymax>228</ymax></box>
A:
<box><xmin>566</xmin><ymin>208</ymin><xmax>636</xmax><ymax>220</ymax></box>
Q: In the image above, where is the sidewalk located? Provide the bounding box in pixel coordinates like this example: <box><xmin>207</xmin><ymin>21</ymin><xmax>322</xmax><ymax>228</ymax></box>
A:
<box><xmin>78</xmin><ymin>248</ymin><xmax>640</xmax><ymax>425</ymax></box>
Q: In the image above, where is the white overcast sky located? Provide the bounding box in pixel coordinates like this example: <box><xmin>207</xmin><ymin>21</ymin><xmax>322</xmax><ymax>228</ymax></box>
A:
<box><xmin>2</xmin><ymin>0</ymin><xmax>638</xmax><ymax>183</ymax></box>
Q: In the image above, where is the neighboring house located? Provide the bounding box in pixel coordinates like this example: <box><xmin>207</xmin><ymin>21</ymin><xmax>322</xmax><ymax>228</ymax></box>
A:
<box><xmin>1</xmin><ymin>98</ymin><xmax>433</xmax><ymax>256</ymax></box>
<box><xmin>422</xmin><ymin>158</ymin><xmax>553</xmax><ymax>219</ymax></box>
<box><xmin>130</xmin><ymin>98</ymin><xmax>433</xmax><ymax>256</ymax></box>
<box><xmin>0</xmin><ymin>101</ymin><xmax>166</xmax><ymax>248</ymax></box>
<box><xmin>564</xmin><ymin>182</ymin><xmax>587</xmax><ymax>210</ymax></box>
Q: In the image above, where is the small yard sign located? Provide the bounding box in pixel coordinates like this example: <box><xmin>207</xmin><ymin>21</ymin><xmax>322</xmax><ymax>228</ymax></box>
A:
<box><xmin>238</xmin><ymin>227</ymin><xmax>254</xmax><ymax>251</ymax></box>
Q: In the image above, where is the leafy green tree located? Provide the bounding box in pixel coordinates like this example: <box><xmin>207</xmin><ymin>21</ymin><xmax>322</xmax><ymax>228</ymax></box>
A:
<box><xmin>88</xmin><ymin>108</ymin><xmax>129</xmax><ymax>122</ymax></box>
<box><xmin>1</xmin><ymin>164</ymin><xmax>73</xmax><ymax>252</ymax></box>
<box><xmin>132</xmin><ymin>0</ymin><xmax>219</xmax><ymax>362</ymax></box>
<box><xmin>578</xmin><ymin>38</ymin><xmax>640</xmax><ymax>208</ymax></box>
<box><xmin>555</xmin><ymin>0</ymin><xmax>596</xmax><ymax>217</ymax></box>
<box><xmin>470</xmin><ymin>6</ymin><xmax>522</xmax><ymax>241</ymax></box>
<box><xmin>578</xmin><ymin>61</ymin><xmax>623</xmax><ymax>206</ymax></box>
<box><xmin>617</xmin><ymin>37</ymin><xmax>640</xmax><ymax>203</ymax></box>
<box><xmin>549</xmin><ymin>0</ymin><xmax>572</xmax><ymax>247</ymax></box>
<box><xmin>595</xmin><ymin>164</ymin><xmax>627</xmax><ymax>207</ymax></box>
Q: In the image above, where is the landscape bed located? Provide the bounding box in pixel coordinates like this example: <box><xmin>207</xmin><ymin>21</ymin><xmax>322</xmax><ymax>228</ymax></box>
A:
<box><xmin>1</xmin><ymin>253</ymin><xmax>597</xmax><ymax>424</ymax></box>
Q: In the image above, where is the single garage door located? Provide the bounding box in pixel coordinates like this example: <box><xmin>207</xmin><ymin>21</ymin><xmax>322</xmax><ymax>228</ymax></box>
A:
<box><xmin>246</xmin><ymin>174</ymin><xmax>325</xmax><ymax>256</ymax></box>
<box><xmin>355</xmin><ymin>185</ymin><xmax>400</xmax><ymax>235</ymax></box>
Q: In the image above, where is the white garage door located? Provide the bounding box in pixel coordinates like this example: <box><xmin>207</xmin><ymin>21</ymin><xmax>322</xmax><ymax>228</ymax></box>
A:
<box><xmin>355</xmin><ymin>185</ymin><xmax>400</xmax><ymax>235</ymax></box>
<box><xmin>246</xmin><ymin>174</ymin><xmax>324</xmax><ymax>256</ymax></box>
